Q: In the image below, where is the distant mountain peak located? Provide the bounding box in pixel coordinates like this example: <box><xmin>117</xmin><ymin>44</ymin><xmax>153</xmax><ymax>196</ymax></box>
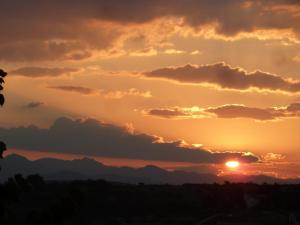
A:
<box><xmin>4</xmin><ymin>154</ymin><xmax>29</xmax><ymax>161</ymax></box>
<box><xmin>141</xmin><ymin>165</ymin><xmax>167</xmax><ymax>173</ymax></box>
<box><xmin>72</xmin><ymin>157</ymin><xmax>104</xmax><ymax>166</ymax></box>
<box><xmin>1</xmin><ymin>154</ymin><xmax>299</xmax><ymax>185</ymax></box>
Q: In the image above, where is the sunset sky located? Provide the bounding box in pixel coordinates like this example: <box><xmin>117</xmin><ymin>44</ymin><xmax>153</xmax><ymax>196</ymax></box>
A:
<box><xmin>1</xmin><ymin>0</ymin><xmax>300</xmax><ymax>178</ymax></box>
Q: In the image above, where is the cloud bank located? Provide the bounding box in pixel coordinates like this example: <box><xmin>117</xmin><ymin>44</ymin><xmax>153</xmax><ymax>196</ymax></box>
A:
<box><xmin>1</xmin><ymin>0</ymin><xmax>300</xmax><ymax>61</ymax></box>
<box><xmin>146</xmin><ymin>107</ymin><xmax>208</xmax><ymax>119</ymax></box>
<box><xmin>48</xmin><ymin>85</ymin><xmax>152</xmax><ymax>98</ymax></box>
<box><xmin>145</xmin><ymin>103</ymin><xmax>300</xmax><ymax>121</ymax></box>
<box><xmin>11</xmin><ymin>67</ymin><xmax>80</xmax><ymax>78</ymax></box>
<box><xmin>0</xmin><ymin>117</ymin><xmax>258</xmax><ymax>163</ymax></box>
<box><xmin>48</xmin><ymin>86</ymin><xmax>97</xmax><ymax>95</ymax></box>
<box><xmin>145</xmin><ymin>62</ymin><xmax>300</xmax><ymax>93</ymax></box>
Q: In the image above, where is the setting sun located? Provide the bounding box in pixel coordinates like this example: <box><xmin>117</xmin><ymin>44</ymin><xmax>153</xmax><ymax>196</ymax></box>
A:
<box><xmin>225</xmin><ymin>160</ymin><xmax>240</xmax><ymax>169</ymax></box>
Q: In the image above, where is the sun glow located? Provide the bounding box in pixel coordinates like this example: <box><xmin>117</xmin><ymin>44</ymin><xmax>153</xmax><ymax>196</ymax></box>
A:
<box><xmin>225</xmin><ymin>160</ymin><xmax>240</xmax><ymax>169</ymax></box>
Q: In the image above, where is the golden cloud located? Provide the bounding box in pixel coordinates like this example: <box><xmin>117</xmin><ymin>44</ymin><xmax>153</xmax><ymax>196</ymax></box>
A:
<box><xmin>145</xmin><ymin>103</ymin><xmax>300</xmax><ymax>121</ymax></box>
<box><xmin>145</xmin><ymin>62</ymin><xmax>300</xmax><ymax>94</ymax></box>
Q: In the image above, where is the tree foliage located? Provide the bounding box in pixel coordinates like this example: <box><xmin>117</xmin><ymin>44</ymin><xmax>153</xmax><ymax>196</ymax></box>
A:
<box><xmin>0</xmin><ymin>69</ymin><xmax>7</xmax><ymax>159</ymax></box>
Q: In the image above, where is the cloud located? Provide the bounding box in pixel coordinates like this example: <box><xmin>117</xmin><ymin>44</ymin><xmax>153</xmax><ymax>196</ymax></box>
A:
<box><xmin>262</xmin><ymin>153</ymin><xmax>286</xmax><ymax>161</ymax></box>
<box><xmin>101</xmin><ymin>88</ymin><xmax>152</xmax><ymax>99</ymax></box>
<box><xmin>129</xmin><ymin>48</ymin><xmax>158</xmax><ymax>57</ymax></box>
<box><xmin>0</xmin><ymin>41</ymin><xmax>93</xmax><ymax>62</ymax></box>
<box><xmin>11</xmin><ymin>67</ymin><xmax>80</xmax><ymax>78</ymax></box>
<box><xmin>145</xmin><ymin>103</ymin><xmax>300</xmax><ymax>121</ymax></box>
<box><xmin>163</xmin><ymin>49</ymin><xmax>185</xmax><ymax>55</ymax></box>
<box><xmin>146</xmin><ymin>107</ymin><xmax>208</xmax><ymax>119</ymax></box>
<box><xmin>0</xmin><ymin>117</ymin><xmax>258</xmax><ymax>164</ymax></box>
<box><xmin>145</xmin><ymin>62</ymin><xmax>300</xmax><ymax>93</ymax></box>
<box><xmin>25</xmin><ymin>102</ymin><xmax>45</xmax><ymax>109</ymax></box>
<box><xmin>48</xmin><ymin>86</ymin><xmax>98</xmax><ymax>95</ymax></box>
<box><xmin>147</xmin><ymin>108</ymin><xmax>189</xmax><ymax>119</ymax></box>
<box><xmin>207</xmin><ymin>104</ymin><xmax>300</xmax><ymax>120</ymax></box>
<box><xmin>1</xmin><ymin>1</ymin><xmax>300</xmax><ymax>37</ymax></box>
<box><xmin>206</xmin><ymin>105</ymin><xmax>277</xmax><ymax>121</ymax></box>
<box><xmin>48</xmin><ymin>85</ymin><xmax>152</xmax><ymax>98</ymax></box>
<box><xmin>1</xmin><ymin>1</ymin><xmax>300</xmax><ymax>61</ymax></box>
<box><xmin>0</xmin><ymin>19</ymin><xmax>122</xmax><ymax>62</ymax></box>
<box><xmin>286</xmin><ymin>102</ymin><xmax>300</xmax><ymax>112</ymax></box>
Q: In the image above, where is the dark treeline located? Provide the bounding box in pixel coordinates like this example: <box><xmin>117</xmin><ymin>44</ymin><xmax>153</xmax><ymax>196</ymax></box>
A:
<box><xmin>0</xmin><ymin>175</ymin><xmax>300</xmax><ymax>225</ymax></box>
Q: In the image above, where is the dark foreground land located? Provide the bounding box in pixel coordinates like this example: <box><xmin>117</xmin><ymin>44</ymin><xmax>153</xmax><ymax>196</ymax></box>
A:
<box><xmin>1</xmin><ymin>175</ymin><xmax>300</xmax><ymax>225</ymax></box>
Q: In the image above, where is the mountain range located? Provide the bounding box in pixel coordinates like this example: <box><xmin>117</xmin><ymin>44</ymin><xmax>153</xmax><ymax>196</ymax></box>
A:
<box><xmin>1</xmin><ymin>154</ymin><xmax>299</xmax><ymax>184</ymax></box>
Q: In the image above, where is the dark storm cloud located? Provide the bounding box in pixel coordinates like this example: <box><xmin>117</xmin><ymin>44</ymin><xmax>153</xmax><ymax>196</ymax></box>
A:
<box><xmin>0</xmin><ymin>117</ymin><xmax>258</xmax><ymax>163</ymax></box>
<box><xmin>145</xmin><ymin>62</ymin><xmax>300</xmax><ymax>93</ymax></box>
<box><xmin>25</xmin><ymin>102</ymin><xmax>44</xmax><ymax>109</ymax></box>
<box><xmin>145</xmin><ymin>103</ymin><xmax>300</xmax><ymax>121</ymax></box>
<box><xmin>1</xmin><ymin>0</ymin><xmax>300</xmax><ymax>61</ymax></box>
<box><xmin>11</xmin><ymin>67</ymin><xmax>80</xmax><ymax>78</ymax></box>
<box><xmin>48</xmin><ymin>86</ymin><xmax>97</xmax><ymax>95</ymax></box>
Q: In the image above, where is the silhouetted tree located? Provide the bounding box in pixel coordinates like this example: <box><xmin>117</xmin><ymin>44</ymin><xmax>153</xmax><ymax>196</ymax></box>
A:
<box><xmin>0</xmin><ymin>69</ymin><xmax>7</xmax><ymax>106</ymax></box>
<box><xmin>0</xmin><ymin>69</ymin><xmax>7</xmax><ymax>160</ymax></box>
<box><xmin>14</xmin><ymin>174</ymin><xmax>30</xmax><ymax>191</ymax></box>
<box><xmin>27</xmin><ymin>174</ymin><xmax>45</xmax><ymax>190</ymax></box>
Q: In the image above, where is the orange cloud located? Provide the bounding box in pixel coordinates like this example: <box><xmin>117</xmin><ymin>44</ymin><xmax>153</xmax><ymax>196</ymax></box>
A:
<box><xmin>48</xmin><ymin>85</ymin><xmax>152</xmax><ymax>98</ymax></box>
<box><xmin>101</xmin><ymin>88</ymin><xmax>152</xmax><ymax>99</ymax></box>
<box><xmin>145</xmin><ymin>62</ymin><xmax>300</xmax><ymax>93</ymax></box>
<box><xmin>2</xmin><ymin>1</ymin><xmax>300</xmax><ymax>61</ymax></box>
<box><xmin>145</xmin><ymin>107</ymin><xmax>208</xmax><ymax>119</ymax></box>
<box><xmin>262</xmin><ymin>153</ymin><xmax>286</xmax><ymax>161</ymax></box>
<box><xmin>25</xmin><ymin>102</ymin><xmax>45</xmax><ymax>109</ymax></box>
<box><xmin>11</xmin><ymin>67</ymin><xmax>80</xmax><ymax>78</ymax></box>
<box><xmin>48</xmin><ymin>86</ymin><xmax>98</xmax><ymax>95</ymax></box>
<box><xmin>145</xmin><ymin>103</ymin><xmax>300</xmax><ymax>121</ymax></box>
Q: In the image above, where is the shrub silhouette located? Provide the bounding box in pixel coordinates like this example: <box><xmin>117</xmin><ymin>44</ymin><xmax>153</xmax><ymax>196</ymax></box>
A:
<box><xmin>0</xmin><ymin>69</ymin><xmax>7</xmax><ymax>160</ymax></box>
